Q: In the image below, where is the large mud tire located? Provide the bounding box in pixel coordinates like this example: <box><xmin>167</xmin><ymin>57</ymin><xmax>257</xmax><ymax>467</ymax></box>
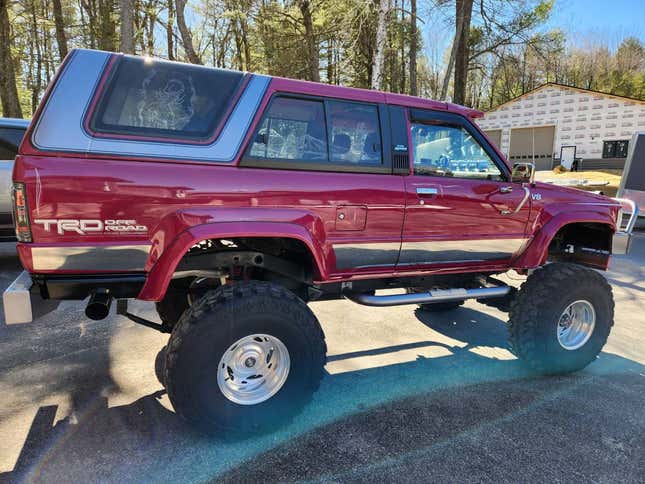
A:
<box><xmin>508</xmin><ymin>263</ymin><xmax>614</xmax><ymax>374</ymax></box>
<box><xmin>155</xmin><ymin>292</ymin><xmax>190</xmax><ymax>330</ymax></box>
<box><xmin>164</xmin><ymin>281</ymin><xmax>326</xmax><ymax>436</ymax></box>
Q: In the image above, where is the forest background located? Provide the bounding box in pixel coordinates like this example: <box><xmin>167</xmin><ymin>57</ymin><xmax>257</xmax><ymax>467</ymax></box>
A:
<box><xmin>0</xmin><ymin>0</ymin><xmax>643</xmax><ymax>119</ymax></box>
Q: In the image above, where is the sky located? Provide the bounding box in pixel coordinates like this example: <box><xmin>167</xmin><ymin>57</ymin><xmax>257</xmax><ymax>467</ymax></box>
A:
<box><xmin>421</xmin><ymin>0</ymin><xmax>644</xmax><ymax>70</ymax></box>
<box><xmin>544</xmin><ymin>0</ymin><xmax>644</xmax><ymax>47</ymax></box>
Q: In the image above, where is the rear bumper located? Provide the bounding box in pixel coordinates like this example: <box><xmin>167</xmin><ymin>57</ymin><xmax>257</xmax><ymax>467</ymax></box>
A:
<box><xmin>2</xmin><ymin>271</ymin><xmax>59</xmax><ymax>324</ymax></box>
<box><xmin>32</xmin><ymin>273</ymin><xmax>146</xmax><ymax>300</ymax></box>
<box><xmin>2</xmin><ymin>271</ymin><xmax>145</xmax><ymax>324</ymax></box>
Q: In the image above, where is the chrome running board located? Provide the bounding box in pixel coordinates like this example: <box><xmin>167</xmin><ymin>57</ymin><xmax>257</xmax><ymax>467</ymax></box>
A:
<box><xmin>344</xmin><ymin>286</ymin><xmax>511</xmax><ymax>307</ymax></box>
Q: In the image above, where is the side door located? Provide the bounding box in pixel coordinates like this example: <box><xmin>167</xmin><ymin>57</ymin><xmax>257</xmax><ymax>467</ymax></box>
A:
<box><xmin>398</xmin><ymin>109</ymin><xmax>531</xmax><ymax>268</ymax></box>
<box><xmin>242</xmin><ymin>94</ymin><xmax>405</xmax><ymax>275</ymax></box>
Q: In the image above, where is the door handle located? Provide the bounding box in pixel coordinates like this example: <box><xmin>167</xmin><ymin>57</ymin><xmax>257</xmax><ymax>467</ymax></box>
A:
<box><xmin>416</xmin><ymin>187</ymin><xmax>439</xmax><ymax>196</ymax></box>
<box><xmin>499</xmin><ymin>186</ymin><xmax>513</xmax><ymax>193</ymax></box>
<box><xmin>500</xmin><ymin>186</ymin><xmax>530</xmax><ymax>215</ymax></box>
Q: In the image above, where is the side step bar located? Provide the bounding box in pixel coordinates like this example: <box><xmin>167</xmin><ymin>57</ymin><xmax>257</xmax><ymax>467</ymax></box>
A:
<box><xmin>344</xmin><ymin>286</ymin><xmax>511</xmax><ymax>307</ymax></box>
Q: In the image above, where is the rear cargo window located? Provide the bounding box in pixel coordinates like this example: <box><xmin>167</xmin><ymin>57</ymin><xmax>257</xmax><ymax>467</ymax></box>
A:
<box><xmin>88</xmin><ymin>56</ymin><xmax>245</xmax><ymax>142</ymax></box>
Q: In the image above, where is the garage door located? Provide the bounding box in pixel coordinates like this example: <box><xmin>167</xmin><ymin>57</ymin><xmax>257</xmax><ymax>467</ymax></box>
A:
<box><xmin>509</xmin><ymin>126</ymin><xmax>555</xmax><ymax>171</ymax></box>
<box><xmin>484</xmin><ymin>129</ymin><xmax>502</xmax><ymax>150</ymax></box>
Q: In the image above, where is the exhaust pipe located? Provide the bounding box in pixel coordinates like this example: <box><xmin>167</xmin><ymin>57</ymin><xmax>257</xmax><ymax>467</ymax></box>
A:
<box><xmin>344</xmin><ymin>286</ymin><xmax>510</xmax><ymax>307</ymax></box>
<box><xmin>85</xmin><ymin>290</ymin><xmax>113</xmax><ymax>320</ymax></box>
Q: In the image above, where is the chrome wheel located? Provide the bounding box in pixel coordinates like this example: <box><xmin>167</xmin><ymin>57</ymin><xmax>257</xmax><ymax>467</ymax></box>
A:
<box><xmin>217</xmin><ymin>333</ymin><xmax>290</xmax><ymax>405</ymax></box>
<box><xmin>557</xmin><ymin>300</ymin><xmax>596</xmax><ymax>350</ymax></box>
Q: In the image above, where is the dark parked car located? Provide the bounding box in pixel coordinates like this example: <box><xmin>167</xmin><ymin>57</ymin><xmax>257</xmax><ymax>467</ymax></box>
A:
<box><xmin>0</xmin><ymin>117</ymin><xmax>29</xmax><ymax>241</ymax></box>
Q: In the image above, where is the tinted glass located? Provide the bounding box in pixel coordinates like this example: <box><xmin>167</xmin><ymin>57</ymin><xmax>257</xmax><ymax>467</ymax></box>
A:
<box><xmin>616</xmin><ymin>140</ymin><xmax>629</xmax><ymax>158</ymax></box>
<box><xmin>90</xmin><ymin>57</ymin><xmax>244</xmax><ymax>141</ymax></box>
<box><xmin>248</xmin><ymin>97</ymin><xmax>327</xmax><ymax>160</ymax></box>
<box><xmin>411</xmin><ymin>123</ymin><xmax>502</xmax><ymax>180</ymax></box>
<box><xmin>0</xmin><ymin>127</ymin><xmax>26</xmax><ymax>160</ymax></box>
<box><xmin>624</xmin><ymin>135</ymin><xmax>645</xmax><ymax>191</ymax></box>
<box><xmin>603</xmin><ymin>141</ymin><xmax>616</xmax><ymax>158</ymax></box>
<box><xmin>328</xmin><ymin>101</ymin><xmax>382</xmax><ymax>164</ymax></box>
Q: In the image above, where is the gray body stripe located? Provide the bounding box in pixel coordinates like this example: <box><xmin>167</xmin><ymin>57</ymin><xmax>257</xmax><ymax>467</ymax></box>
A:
<box><xmin>33</xmin><ymin>49</ymin><xmax>269</xmax><ymax>162</ymax></box>
<box><xmin>333</xmin><ymin>242</ymin><xmax>401</xmax><ymax>269</ymax></box>
<box><xmin>31</xmin><ymin>245</ymin><xmax>151</xmax><ymax>271</ymax></box>
<box><xmin>333</xmin><ymin>238</ymin><xmax>528</xmax><ymax>269</ymax></box>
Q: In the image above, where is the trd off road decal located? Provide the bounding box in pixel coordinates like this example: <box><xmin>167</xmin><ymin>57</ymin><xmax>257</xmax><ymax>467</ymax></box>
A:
<box><xmin>34</xmin><ymin>219</ymin><xmax>148</xmax><ymax>235</ymax></box>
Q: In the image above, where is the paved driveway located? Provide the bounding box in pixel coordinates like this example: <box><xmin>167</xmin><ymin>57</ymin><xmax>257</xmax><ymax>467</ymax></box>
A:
<box><xmin>0</xmin><ymin>239</ymin><xmax>644</xmax><ymax>482</ymax></box>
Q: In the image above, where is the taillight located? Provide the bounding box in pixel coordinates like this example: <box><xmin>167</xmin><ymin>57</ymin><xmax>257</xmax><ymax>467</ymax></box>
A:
<box><xmin>12</xmin><ymin>182</ymin><xmax>32</xmax><ymax>242</ymax></box>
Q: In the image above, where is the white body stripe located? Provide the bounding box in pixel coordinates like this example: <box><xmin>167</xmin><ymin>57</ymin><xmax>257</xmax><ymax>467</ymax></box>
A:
<box><xmin>32</xmin><ymin>49</ymin><xmax>269</xmax><ymax>162</ymax></box>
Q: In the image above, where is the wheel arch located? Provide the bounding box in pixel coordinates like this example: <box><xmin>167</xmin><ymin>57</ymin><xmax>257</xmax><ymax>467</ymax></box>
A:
<box><xmin>139</xmin><ymin>220</ymin><xmax>329</xmax><ymax>301</ymax></box>
<box><xmin>514</xmin><ymin>210</ymin><xmax>616</xmax><ymax>270</ymax></box>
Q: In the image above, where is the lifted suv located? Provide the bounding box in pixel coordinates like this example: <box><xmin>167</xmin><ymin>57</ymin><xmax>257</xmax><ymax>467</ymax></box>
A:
<box><xmin>4</xmin><ymin>49</ymin><xmax>638</xmax><ymax>435</ymax></box>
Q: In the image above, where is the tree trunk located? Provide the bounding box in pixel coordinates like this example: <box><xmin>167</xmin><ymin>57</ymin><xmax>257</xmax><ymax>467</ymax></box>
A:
<box><xmin>98</xmin><ymin>0</ymin><xmax>117</xmax><ymax>51</ymax></box>
<box><xmin>399</xmin><ymin>0</ymin><xmax>406</xmax><ymax>93</ymax></box>
<box><xmin>298</xmin><ymin>1</ymin><xmax>319</xmax><ymax>82</ymax></box>
<box><xmin>326</xmin><ymin>37</ymin><xmax>333</xmax><ymax>83</ymax></box>
<box><xmin>0</xmin><ymin>0</ymin><xmax>22</xmax><ymax>117</ymax></box>
<box><xmin>371</xmin><ymin>0</ymin><xmax>389</xmax><ymax>90</ymax></box>
<box><xmin>408</xmin><ymin>0</ymin><xmax>417</xmax><ymax>96</ymax></box>
<box><xmin>175</xmin><ymin>0</ymin><xmax>201</xmax><ymax>64</ymax></box>
<box><xmin>452</xmin><ymin>0</ymin><xmax>473</xmax><ymax>105</ymax></box>
<box><xmin>52</xmin><ymin>0</ymin><xmax>69</xmax><ymax>59</ymax></box>
<box><xmin>166</xmin><ymin>0</ymin><xmax>175</xmax><ymax>60</ymax></box>
<box><xmin>29</xmin><ymin>0</ymin><xmax>42</xmax><ymax>114</ymax></box>
<box><xmin>119</xmin><ymin>0</ymin><xmax>134</xmax><ymax>53</ymax></box>
<box><xmin>440</xmin><ymin>36</ymin><xmax>458</xmax><ymax>100</ymax></box>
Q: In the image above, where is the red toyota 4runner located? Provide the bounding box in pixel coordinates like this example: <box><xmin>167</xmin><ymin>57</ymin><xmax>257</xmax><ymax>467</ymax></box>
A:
<box><xmin>3</xmin><ymin>49</ymin><xmax>639</xmax><ymax>434</ymax></box>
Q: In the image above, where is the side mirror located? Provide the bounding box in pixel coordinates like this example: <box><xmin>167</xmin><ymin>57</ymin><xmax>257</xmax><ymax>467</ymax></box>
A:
<box><xmin>511</xmin><ymin>162</ymin><xmax>535</xmax><ymax>184</ymax></box>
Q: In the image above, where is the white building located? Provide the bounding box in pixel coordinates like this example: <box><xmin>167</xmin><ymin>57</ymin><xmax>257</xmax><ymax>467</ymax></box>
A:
<box><xmin>476</xmin><ymin>83</ymin><xmax>645</xmax><ymax>170</ymax></box>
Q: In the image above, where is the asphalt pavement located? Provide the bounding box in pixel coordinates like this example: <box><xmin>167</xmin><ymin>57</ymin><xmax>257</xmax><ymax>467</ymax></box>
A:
<box><xmin>0</xmin><ymin>238</ymin><xmax>644</xmax><ymax>483</ymax></box>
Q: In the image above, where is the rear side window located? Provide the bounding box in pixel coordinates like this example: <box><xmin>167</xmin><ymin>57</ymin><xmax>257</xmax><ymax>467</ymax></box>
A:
<box><xmin>88</xmin><ymin>56</ymin><xmax>245</xmax><ymax>142</ymax></box>
<box><xmin>246</xmin><ymin>96</ymin><xmax>384</xmax><ymax>170</ymax></box>
<box><xmin>0</xmin><ymin>127</ymin><xmax>26</xmax><ymax>160</ymax></box>
<box><xmin>328</xmin><ymin>101</ymin><xmax>382</xmax><ymax>164</ymax></box>
<box><xmin>249</xmin><ymin>97</ymin><xmax>327</xmax><ymax>160</ymax></box>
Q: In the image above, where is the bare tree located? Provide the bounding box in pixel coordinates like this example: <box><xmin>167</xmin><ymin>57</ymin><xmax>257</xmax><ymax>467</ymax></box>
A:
<box><xmin>453</xmin><ymin>0</ymin><xmax>473</xmax><ymax>105</ymax></box>
<box><xmin>119</xmin><ymin>0</ymin><xmax>134</xmax><ymax>53</ymax></box>
<box><xmin>371</xmin><ymin>0</ymin><xmax>389</xmax><ymax>90</ymax></box>
<box><xmin>408</xmin><ymin>0</ymin><xmax>417</xmax><ymax>95</ymax></box>
<box><xmin>175</xmin><ymin>0</ymin><xmax>202</xmax><ymax>64</ymax></box>
<box><xmin>0</xmin><ymin>0</ymin><xmax>22</xmax><ymax>117</ymax></box>
<box><xmin>52</xmin><ymin>0</ymin><xmax>69</xmax><ymax>59</ymax></box>
<box><xmin>440</xmin><ymin>0</ymin><xmax>473</xmax><ymax>103</ymax></box>
<box><xmin>98</xmin><ymin>0</ymin><xmax>118</xmax><ymax>51</ymax></box>
<box><xmin>298</xmin><ymin>0</ymin><xmax>319</xmax><ymax>82</ymax></box>
<box><xmin>166</xmin><ymin>0</ymin><xmax>175</xmax><ymax>60</ymax></box>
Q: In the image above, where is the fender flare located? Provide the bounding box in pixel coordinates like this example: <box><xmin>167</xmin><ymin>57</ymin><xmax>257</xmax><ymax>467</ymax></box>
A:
<box><xmin>513</xmin><ymin>208</ymin><xmax>616</xmax><ymax>269</ymax></box>
<box><xmin>138</xmin><ymin>220</ymin><xmax>329</xmax><ymax>301</ymax></box>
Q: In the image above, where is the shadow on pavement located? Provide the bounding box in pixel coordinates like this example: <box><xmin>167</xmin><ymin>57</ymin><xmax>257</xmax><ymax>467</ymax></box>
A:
<box><xmin>2</xmin><ymin>305</ymin><xmax>644</xmax><ymax>483</ymax></box>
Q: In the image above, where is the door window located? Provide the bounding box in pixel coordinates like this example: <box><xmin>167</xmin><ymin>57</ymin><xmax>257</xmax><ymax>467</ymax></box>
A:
<box><xmin>328</xmin><ymin>101</ymin><xmax>382</xmax><ymax>164</ymax></box>
<box><xmin>411</xmin><ymin>123</ymin><xmax>502</xmax><ymax>180</ymax></box>
<box><xmin>248</xmin><ymin>97</ymin><xmax>327</xmax><ymax>161</ymax></box>
<box><xmin>246</xmin><ymin>96</ymin><xmax>384</xmax><ymax>169</ymax></box>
